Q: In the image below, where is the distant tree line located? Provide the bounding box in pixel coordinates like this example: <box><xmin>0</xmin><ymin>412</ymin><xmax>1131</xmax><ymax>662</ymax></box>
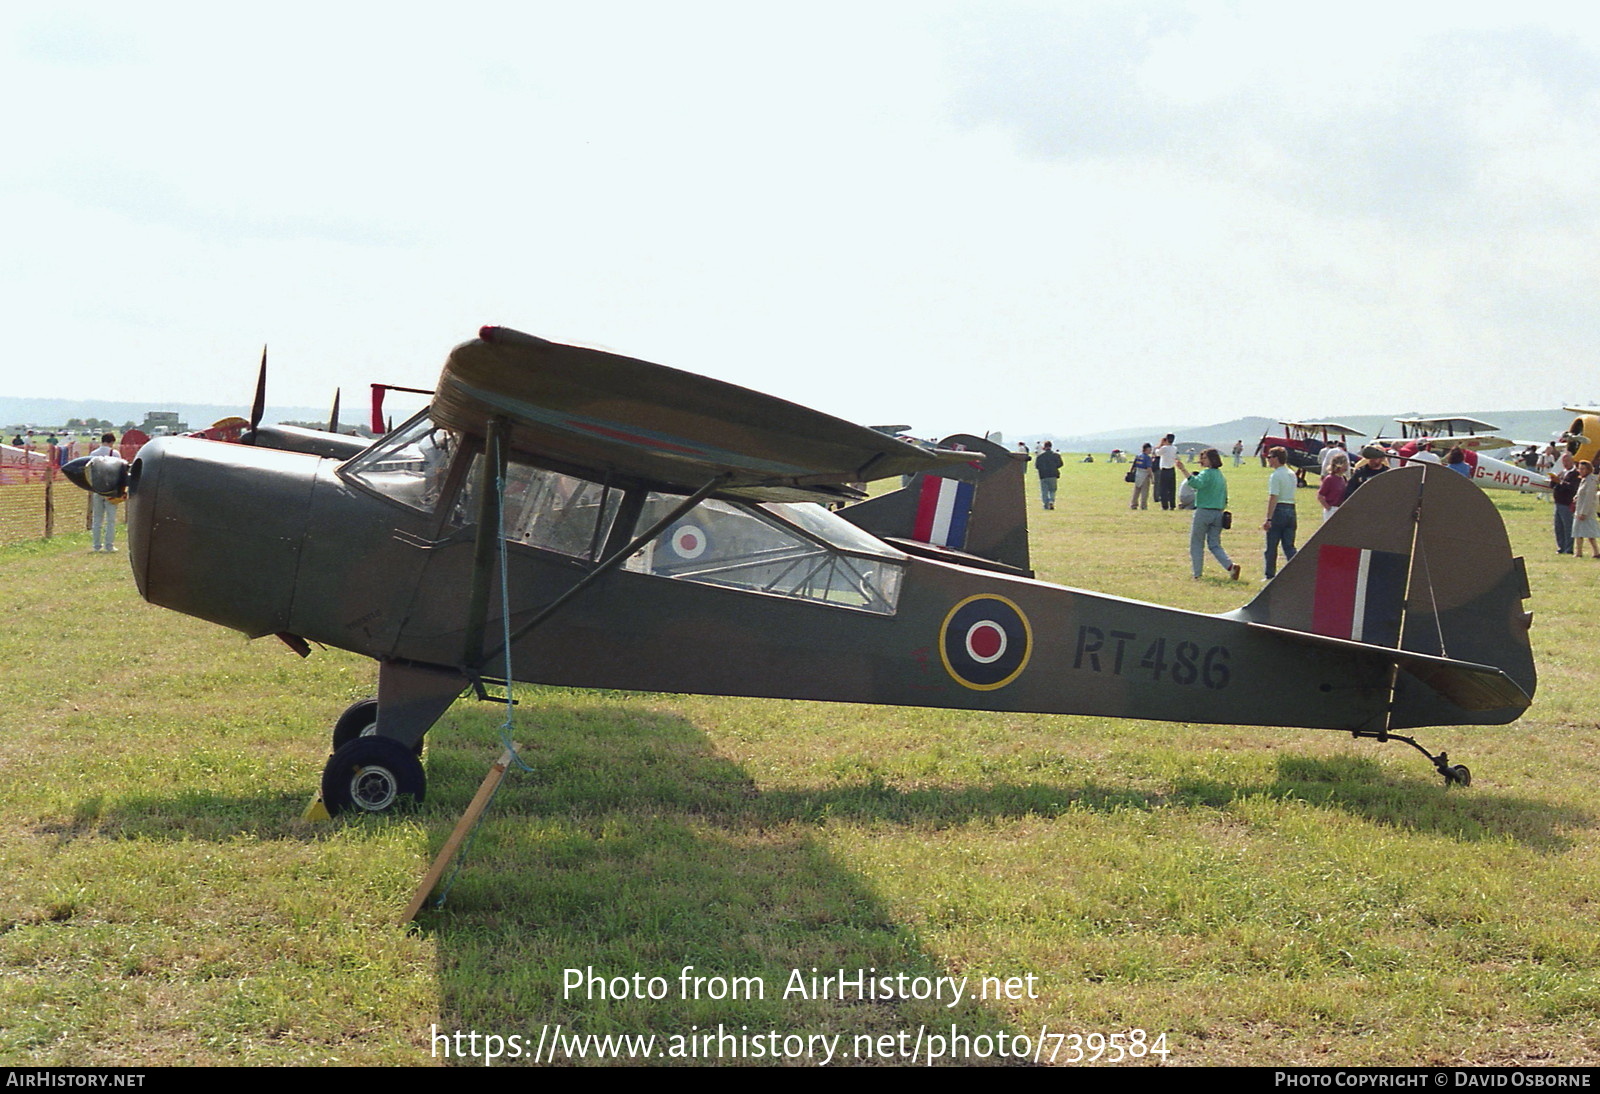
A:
<box><xmin>5</xmin><ymin>418</ymin><xmax>139</xmax><ymax>433</ymax></box>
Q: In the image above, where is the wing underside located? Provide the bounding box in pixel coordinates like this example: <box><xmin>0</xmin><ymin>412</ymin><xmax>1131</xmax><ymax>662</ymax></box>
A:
<box><xmin>429</xmin><ymin>327</ymin><xmax>972</xmax><ymax>501</ymax></box>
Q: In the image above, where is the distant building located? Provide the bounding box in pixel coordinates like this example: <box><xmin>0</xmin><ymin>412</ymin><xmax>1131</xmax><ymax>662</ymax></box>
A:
<box><xmin>140</xmin><ymin>411</ymin><xmax>188</xmax><ymax>435</ymax></box>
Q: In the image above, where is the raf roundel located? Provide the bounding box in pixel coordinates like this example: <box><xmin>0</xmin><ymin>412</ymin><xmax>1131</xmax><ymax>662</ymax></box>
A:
<box><xmin>939</xmin><ymin>595</ymin><xmax>1033</xmax><ymax>690</ymax></box>
<box><xmin>667</xmin><ymin>523</ymin><xmax>709</xmax><ymax>560</ymax></box>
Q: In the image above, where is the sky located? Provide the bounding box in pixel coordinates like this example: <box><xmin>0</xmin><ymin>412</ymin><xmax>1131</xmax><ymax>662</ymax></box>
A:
<box><xmin>4</xmin><ymin>1</ymin><xmax>1599</xmax><ymax>438</ymax></box>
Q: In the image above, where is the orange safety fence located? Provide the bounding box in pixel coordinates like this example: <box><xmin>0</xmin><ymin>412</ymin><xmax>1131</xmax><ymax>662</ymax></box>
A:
<box><xmin>0</xmin><ymin>439</ymin><xmax>148</xmax><ymax>546</ymax></box>
<box><xmin>1</xmin><ymin>438</ymin><xmax>146</xmax><ymax>484</ymax></box>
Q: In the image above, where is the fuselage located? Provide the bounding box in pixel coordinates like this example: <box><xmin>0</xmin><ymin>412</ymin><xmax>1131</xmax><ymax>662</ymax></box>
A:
<box><xmin>121</xmin><ymin>427</ymin><xmax>1532</xmax><ymax>738</ymax></box>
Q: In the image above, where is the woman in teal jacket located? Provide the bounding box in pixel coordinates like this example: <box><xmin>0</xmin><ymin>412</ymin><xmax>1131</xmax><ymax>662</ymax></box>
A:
<box><xmin>1175</xmin><ymin>449</ymin><xmax>1241</xmax><ymax>581</ymax></box>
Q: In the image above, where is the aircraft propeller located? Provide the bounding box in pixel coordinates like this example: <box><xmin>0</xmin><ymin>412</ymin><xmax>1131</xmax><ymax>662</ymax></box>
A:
<box><xmin>245</xmin><ymin>345</ymin><xmax>267</xmax><ymax>444</ymax></box>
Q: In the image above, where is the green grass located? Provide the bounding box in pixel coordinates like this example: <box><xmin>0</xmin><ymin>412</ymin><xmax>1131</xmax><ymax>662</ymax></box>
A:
<box><xmin>1</xmin><ymin>463</ymin><xmax>1597</xmax><ymax>1066</ymax></box>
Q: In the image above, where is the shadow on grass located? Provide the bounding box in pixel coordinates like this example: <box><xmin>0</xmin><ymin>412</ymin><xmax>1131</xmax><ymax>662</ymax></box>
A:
<box><xmin>40</xmin><ymin>790</ymin><xmax>330</xmax><ymax>843</ymax></box>
<box><xmin>415</xmin><ymin>703</ymin><xmax>1038</xmax><ymax>1067</ymax></box>
<box><xmin>53</xmin><ymin>730</ymin><xmax>1586</xmax><ymax>859</ymax></box>
<box><xmin>1173</xmin><ymin>753</ymin><xmax>1591</xmax><ymax>853</ymax></box>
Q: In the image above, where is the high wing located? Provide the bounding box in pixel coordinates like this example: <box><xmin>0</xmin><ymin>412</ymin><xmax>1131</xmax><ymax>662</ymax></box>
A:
<box><xmin>1281</xmin><ymin>421</ymin><xmax>1366</xmax><ymax>438</ymax></box>
<box><xmin>429</xmin><ymin>326</ymin><xmax>974</xmax><ymax>503</ymax></box>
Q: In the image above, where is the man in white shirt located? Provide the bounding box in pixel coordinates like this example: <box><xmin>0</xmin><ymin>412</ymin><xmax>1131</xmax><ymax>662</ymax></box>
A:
<box><xmin>1319</xmin><ymin>440</ymin><xmax>1346</xmax><ymax>477</ymax></box>
<box><xmin>88</xmin><ymin>433</ymin><xmax>119</xmax><ymax>553</ymax></box>
<box><xmin>1155</xmin><ymin>434</ymin><xmax>1178</xmax><ymax>511</ymax></box>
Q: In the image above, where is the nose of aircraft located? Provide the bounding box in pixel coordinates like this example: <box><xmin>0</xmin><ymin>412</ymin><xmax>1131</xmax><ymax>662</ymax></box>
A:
<box><xmin>126</xmin><ymin>437</ymin><xmax>320</xmax><ymax>638</ymax></box>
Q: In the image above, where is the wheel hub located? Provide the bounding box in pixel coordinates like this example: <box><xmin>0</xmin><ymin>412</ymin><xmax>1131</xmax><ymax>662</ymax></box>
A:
<box><xmin>350</xmin><ymin>764</ymin><xmax>399</xmax><ymax>811</ymax></box>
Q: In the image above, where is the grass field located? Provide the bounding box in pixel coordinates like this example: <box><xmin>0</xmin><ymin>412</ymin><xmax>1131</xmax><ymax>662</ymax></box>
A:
<box><xmin>1</xmin><ymin>459</ymin><xmax>1597</xmax><ymax>1066</ymax></box>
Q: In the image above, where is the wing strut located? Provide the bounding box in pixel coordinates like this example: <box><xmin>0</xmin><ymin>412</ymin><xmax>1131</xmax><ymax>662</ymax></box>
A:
<box><xmin>462</xmin><ymin>417</ymin><xmax>510</xmax><ymax>673</ymax></box>
<box><xmin>474</xmin><ymin>472</ymin><xmax>729</xmax><ymax>678</ymax></box>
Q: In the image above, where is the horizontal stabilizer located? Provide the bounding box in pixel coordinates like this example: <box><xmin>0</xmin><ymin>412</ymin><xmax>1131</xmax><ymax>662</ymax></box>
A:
<box><xmin>1242</xmin><ymin>620</ymin><xmax>1531</xmax><ymax>716</ymax></box>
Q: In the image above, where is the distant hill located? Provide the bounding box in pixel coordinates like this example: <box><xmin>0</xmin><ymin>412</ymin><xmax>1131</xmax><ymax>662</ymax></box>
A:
<box><xmin>1041</xmin><ymin>409</ymin><xmax>1575</xmax><ymax>455</ymax></box>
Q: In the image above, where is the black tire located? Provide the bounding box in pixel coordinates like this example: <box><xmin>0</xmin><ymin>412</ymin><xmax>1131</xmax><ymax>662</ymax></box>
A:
<box><xmin>331</xmin><ymin>698</ymin><xmax>379</xmax><ymax>750</ymax></box>
<box><xmin>1448</xmin><ymin>764</ymin><xmax>1472</xmax><ymax>788</ymax></box>
<box><xmin>331</xmin><ymin>698</ymin><xmax>424</xmax><ymax>756</ymax></box>
<box><xmin>321</xmin><ymin>736</ymin><xmax>425</xmax><ymax>816</ymax></box>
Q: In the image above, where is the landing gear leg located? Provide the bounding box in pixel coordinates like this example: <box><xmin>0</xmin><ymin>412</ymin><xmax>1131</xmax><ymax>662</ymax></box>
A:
<box><xmin>314</xmin><ymin>662</ymin><xmax>467</xmax><ymax>817</ymax></box>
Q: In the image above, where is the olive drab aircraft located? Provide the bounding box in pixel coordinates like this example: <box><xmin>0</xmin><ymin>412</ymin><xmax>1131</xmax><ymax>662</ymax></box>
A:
<box><xmin>63</xmin><ymin>327</ymin><xmax>1536</xmax><ymax>813</ymax></box>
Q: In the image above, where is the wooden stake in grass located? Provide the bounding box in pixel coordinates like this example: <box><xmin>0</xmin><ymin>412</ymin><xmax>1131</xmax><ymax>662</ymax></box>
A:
<box><xmin>401</xmin><ymin>745</ymin><xmax>519</xmax><ymax>924</ymax></box>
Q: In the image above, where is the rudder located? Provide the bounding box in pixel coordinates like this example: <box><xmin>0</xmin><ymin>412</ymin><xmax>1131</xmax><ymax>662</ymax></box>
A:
<box><xmin>838</xmin><ymin>433</ymin><xmax>1032</xmax><ymax>575</ymax></box>
<box><xmin>1229</xmin><ymin>465</ymin><xmax>1535</xmax><ymax>726</ymax></box>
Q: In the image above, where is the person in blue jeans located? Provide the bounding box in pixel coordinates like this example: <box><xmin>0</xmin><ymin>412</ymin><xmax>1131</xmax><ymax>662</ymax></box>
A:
<box><xmin>1035</xmin><ymin>441</ymin><xmax>1063</xmax><ymax>510</ymax></box>
<box><xmin>1175</xmin><ymin>448</ymin><xmax>1241</xmax><ymax>581</ymax></box>
<box><xmin>1261</xmin><ymin>446</ymin><xmax>1298</xmax><ymax>579</ymax></box>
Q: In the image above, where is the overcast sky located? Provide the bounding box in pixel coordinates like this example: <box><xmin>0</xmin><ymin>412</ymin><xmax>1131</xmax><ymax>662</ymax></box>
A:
<box><xmin>4</xmin><ymin>1</ymin><xmax>1599</xmax><ymax>438</ymax></box>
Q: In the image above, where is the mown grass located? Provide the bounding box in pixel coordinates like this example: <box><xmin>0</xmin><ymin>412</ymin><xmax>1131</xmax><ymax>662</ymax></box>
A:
<box><xmin>1</xmin><ymin>461</ymin><xmax>1596</xmax><ymax>1066</ymax></box>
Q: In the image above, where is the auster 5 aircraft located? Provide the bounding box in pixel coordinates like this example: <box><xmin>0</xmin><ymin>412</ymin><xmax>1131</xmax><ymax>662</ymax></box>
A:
<box><xmin>64</xmin><ymin>328</ymin><xmax>1536</xmax><ymax>813</ymax></box>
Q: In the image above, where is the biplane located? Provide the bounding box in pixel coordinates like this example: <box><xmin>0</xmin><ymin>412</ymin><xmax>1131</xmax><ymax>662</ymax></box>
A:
<box><xmin>65</xmin><ymin>328</ymin><xmax>1536</xmax><ymax>812</ymax></box>
<box><xmin>1382</xmin><ymin>415</ymin><xmax>1521</xmax><ymax>453</ymax></box>
<box><xmin>1375</xmin><ymin>417</ymin><xmax>1549</xmax><ymax>494</ymax></box>
<box><xmin>1254</xmin><ymin>421</ymin><xmax>1366</xmax><ymax>481</ymax></box>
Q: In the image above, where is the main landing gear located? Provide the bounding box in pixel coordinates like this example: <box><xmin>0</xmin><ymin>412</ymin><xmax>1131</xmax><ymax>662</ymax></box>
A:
<box><xmin>320</xmin><ymin>697</ymin><xmax>427</xmax><ymax>815</ymax></box>
<box><xmin>322</xmin><ymin>735</ymin><xmax>426</xmax><ymax>814</ymax></box>
<box><xmin>315</xmin><ymin>663</ymin><xmax>466</xmax><ymax>816</ymax></box>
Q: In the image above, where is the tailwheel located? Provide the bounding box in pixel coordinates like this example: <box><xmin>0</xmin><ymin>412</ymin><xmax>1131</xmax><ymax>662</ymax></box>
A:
<box><xmin>1353</xmin><ymin>731</ymin><xmax>1473</xmax><ymax>789</ymax></box>
<box><xmin>322</xmin><ymin>736</ymin><xmax>425</xmax><ymax>816</ymax></box>
<box><xmin>1428</xmin><ymin>748</ymin><xmax>1470</xmax><ymax>789</ymax></box>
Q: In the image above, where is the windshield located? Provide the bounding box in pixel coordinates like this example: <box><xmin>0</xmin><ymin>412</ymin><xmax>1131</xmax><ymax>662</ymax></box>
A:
<box><xmin>342</xmin><ymin>413</ymin><xmax>455</xmax><ymax>512</ymax></box>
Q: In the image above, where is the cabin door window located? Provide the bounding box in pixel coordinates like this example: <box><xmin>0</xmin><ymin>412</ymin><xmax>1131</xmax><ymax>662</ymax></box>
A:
<box><xmin>623</xmin><ymin>494</ymin><xmax>905</xmax><ymax>615</ymax></box>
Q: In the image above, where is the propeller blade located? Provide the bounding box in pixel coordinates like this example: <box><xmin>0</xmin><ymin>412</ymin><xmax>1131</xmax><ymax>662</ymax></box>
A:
<box><xmin>328</xmin><ymin>388</ymin><xmax>341</xmax><ymax>434</ymax></box>
<box><xmin>248</xmin><ymin>345</ymin><xmax>267</xmax><ymax>442</ymax></box>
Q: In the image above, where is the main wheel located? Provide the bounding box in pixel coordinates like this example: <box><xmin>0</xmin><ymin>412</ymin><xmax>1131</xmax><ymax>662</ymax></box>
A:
<box><xmin>331</xmin><ymin>698</ymin><xmax>379</xmax><ymax>749</ymax></box>
<box><xmin>1446</xmin><ymin>764</ymin><xmax>1472</xmax><ymax>788</ymax></box>
<box><xmin>321</xmin><ymin>736</ymin><xmax>425</xmax><ymax>816</ymax></box>
<box><xmin>330</xmin><ymin>698</ymin><xmax>423</xmax><ymax>756</ymax></box>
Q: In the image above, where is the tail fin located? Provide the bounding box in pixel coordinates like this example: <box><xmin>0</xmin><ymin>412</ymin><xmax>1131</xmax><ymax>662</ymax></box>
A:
<box><xmin>1229</xmin><ymin>465</ymin><xmax>1535</xmax><ymax>727</ymax></box>
<box><xmin>838</xmin><ymin>433</ymin><xmax>1033</xmax><ymax>576</ymax></box>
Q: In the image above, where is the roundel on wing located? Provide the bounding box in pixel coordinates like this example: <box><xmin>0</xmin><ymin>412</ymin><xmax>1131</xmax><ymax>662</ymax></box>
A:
<box><xmin>666</xmin><ymin>522</ymin><xmax>709</xmax><ymax>560</ymax></box>
<box><xmin>939</xmin><ymin>595</ymin><xmax>1032</xmax><ymax>690</ymax></box>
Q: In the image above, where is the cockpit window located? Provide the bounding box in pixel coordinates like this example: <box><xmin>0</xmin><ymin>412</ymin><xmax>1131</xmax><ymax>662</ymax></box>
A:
<box><xmin>343</xmin><ymin>414</ymin><xmax>454</xmax><ymax>512</ymax></box>
<box><xmin>624</xmin><ymin>494</ymin><xmax>904</xmax><ymax>614</ymax></box>
<box><xmin>452</xmin><ymin>456</ymin><xmax>622</xmax><ymax>561</ymax></box>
